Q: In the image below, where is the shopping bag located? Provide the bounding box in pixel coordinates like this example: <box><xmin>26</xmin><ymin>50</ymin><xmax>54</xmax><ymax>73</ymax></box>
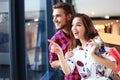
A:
<box><xmin>108</xmin><ymin>47</ymin><xmax>120</xmax><ymax>77</ymax></box>
<box><xmin>98</xmin><ymin>32</ymin><xmax>120</xmax><ymax>77</ymax></box>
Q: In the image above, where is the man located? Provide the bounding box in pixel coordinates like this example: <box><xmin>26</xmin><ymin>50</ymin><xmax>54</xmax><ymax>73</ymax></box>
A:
<box><xmin>49</xmin><ymin>2</ymin><xmax>81</xmax><ymax>80</ymax></box>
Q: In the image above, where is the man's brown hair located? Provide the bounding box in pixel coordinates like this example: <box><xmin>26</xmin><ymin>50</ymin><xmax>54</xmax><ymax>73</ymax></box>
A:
<box><xmin>52</xmin><ymin>2</ymin><xmax>74</xmax><ymax>15</ymax></box>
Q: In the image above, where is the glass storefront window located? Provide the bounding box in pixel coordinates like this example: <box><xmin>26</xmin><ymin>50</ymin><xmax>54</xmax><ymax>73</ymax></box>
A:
<box><xmin>25</xmin><ymin>0</ymin><xmax>48</xmax><ymax>79</ymax></box>
<box><xmin>0</xmin><ymin>0</ymin><xmax>10</xmax><ymax>80</ymax></box>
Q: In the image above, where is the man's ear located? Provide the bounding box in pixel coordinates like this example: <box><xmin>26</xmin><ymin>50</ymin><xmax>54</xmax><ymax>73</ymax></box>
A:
<box><xmin>67</xmin><ymin>14</ymin><xmax>72</xmax><ymax>21</ymax></box>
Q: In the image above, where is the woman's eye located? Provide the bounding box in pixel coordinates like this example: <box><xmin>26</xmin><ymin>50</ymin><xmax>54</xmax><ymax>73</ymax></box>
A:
<box><xmin>72</xmin><ymin>23</ymin><xmax>81</xmax><ymax>27</ymax></box>
<box><xmin>77</xmin><ymin>24</ymin><xmax>81</xmax><ymax>26</ymax></box>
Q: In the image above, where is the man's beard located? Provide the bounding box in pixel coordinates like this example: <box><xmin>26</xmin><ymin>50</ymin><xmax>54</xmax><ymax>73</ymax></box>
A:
<box><xmin>57</xmin><ymin>24</ymin><xmax>67</xmax><ymax>30</ymax></box>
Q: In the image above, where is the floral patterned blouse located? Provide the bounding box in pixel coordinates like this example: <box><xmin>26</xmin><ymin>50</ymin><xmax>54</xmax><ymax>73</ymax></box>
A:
<box><xmin>67</xmin><ymin>36</ymin><xmax>116</xmax><ymax>80</ymax></box>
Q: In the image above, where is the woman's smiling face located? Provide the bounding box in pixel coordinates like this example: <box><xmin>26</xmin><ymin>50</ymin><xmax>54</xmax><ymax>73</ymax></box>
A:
<box><xmin>71</xmin><ymin>17</ymin><xmax>86</xmax><ymax>39</ymax></box>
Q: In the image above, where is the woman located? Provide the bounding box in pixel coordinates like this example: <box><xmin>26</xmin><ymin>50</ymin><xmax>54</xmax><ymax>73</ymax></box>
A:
<box><xmin>48</xmin><ymin>13</ymin><xmax>117</xmax><ymax>80</ymax></box>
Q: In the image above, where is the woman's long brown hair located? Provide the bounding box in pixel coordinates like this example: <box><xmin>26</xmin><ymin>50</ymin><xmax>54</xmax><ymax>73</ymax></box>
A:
<box><xmin>68</xmin><ymin>13</ymin><xmax>98</xmax><ymax>50</ymax></box>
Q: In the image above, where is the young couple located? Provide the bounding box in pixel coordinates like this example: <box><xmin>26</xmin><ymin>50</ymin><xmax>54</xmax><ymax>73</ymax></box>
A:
<box><xmin>49</xmin><ymin>2</ymin><xmax>117</xmax><ymax>80</ymax></box>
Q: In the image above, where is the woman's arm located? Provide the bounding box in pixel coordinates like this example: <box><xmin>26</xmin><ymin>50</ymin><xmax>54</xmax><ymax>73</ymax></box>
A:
<box><xmin>91</xmin><ymin>53</ymin><xmax>117</xmax><ymax>70</ymax></box>
<box><xmin>48</xmin><ymin>40</ymin><xmax>71</xmax><ymax>74</ymax></box>
<box><xmin>57</xmin><ymin>52</ymin><xmax>71</xmax><ymax>74</ymax></box>
<box><xmin>89</xmin><ymin>39</ymin><xmax>117</xmax><ymax>70</ymax></box>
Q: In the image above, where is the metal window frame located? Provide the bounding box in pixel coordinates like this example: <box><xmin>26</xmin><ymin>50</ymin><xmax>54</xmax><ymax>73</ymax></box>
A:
<box><xmin>9</xmin><ymin>0</ymin><xmax>27</xmax><ymax>80</ymax></box>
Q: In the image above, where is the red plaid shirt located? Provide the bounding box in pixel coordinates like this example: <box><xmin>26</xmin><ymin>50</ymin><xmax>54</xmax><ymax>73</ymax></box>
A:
<box><xmin>49</xmin><ymin>30</ymin><xmax>81</xmax><ymax>80</ymax></box>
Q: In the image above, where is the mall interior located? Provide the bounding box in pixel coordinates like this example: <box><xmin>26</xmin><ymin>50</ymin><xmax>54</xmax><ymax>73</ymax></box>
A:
<box><xmin>0</xmin><ymin>0</ymin><xmax>120</xmax><ymax>80</ymax></box>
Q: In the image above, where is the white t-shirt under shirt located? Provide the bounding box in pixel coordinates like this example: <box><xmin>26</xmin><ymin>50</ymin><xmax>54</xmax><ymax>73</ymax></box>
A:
<box><xmin>67</xmin><ymin>36</ymin><xmax>116</xmax><ymax>80</ymax></box>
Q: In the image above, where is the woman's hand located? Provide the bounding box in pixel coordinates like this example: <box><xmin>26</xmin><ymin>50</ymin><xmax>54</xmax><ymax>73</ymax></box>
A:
<box><xmin>48</xmin><ymin>39</ymin><xmax>71</xmax><ymax>74</ymax></box>
<box><xmin>48</xmin><ymin>39</ymin><xmax>63</xmax><ymax>55</ymax></box>
<box><xmin>89</xmin><ymin>39</ymin><xmax>98</xmax><ymax>55</ymax></box>
<box><xmin>65</xmin><ymin>51</ymin><xmax>74</xmax><ymax>60</ymax></box>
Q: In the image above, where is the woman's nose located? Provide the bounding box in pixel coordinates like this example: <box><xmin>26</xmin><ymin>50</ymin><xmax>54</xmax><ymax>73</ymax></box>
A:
<box><xmin>72</xmin><ymin>25</ymin><xmax>76</xmax><ymax>30</ymax></box>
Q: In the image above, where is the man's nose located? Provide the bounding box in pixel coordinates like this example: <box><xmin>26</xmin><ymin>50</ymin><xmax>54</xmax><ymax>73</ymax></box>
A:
<box><xmin>53</xmin><ymin>17</ymin><xmax>57</xmax><ymax>22</ymax></box>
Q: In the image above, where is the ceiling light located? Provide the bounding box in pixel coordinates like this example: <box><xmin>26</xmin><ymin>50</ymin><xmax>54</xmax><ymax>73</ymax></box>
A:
<box><xmin>34</xmin><ymin>18</ymin><xmax>39</xmax><ymax>22</ymax></box>
<box><xmin>104</xmin><ymin>16</ymin><xmax>110</xmax><ymax>19</ymax></box>
<box><xmin>116</xmin><ymin>20</ymin><xmax>119</xmax><ymax>23</ymax></box>
<box><xmin>91</xmin><ymin>12</ymin><xmax>95</xmax><ymax>15</ymax></box>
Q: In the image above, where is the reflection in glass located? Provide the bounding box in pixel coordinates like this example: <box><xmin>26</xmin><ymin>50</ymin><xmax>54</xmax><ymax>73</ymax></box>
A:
<box><xmin>0</xmin><ymin>1</ymin><xmax>10</xmax><ymax>79</ymax></box>
<box><xmin>25</xmin><ymin>0</ymin><xmax>48</xmax><ymax>80</ymax></box>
